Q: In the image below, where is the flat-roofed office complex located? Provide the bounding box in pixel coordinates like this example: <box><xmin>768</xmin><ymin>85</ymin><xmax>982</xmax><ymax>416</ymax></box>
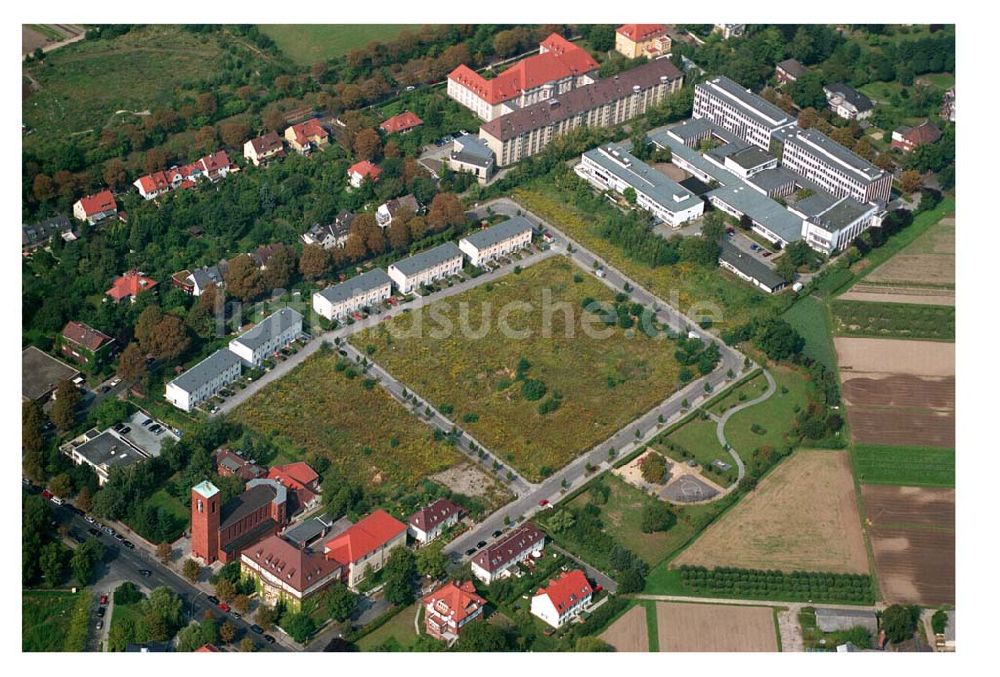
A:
<box><xmin>693</xmin><ymin>75</ymin><xmax>796</xmax><ymax>151</ymax></box>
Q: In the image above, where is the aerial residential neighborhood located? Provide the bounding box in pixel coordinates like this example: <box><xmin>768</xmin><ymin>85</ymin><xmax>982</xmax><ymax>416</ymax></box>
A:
<box><xmin>21</xmin><ymin>16</ymin><xmax>969</xmax><ymax>664</ymax></box>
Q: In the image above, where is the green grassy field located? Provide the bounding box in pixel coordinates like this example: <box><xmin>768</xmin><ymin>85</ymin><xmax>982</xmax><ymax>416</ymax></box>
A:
<box><xmin>782</xmin><ymin>296</ymin><xmax>838</xmax><ymax>370</ymax></box>
<box><xmin>704</xmin><ymin>372</ymin><xmax>767</xmax><ymax>416</ymax></box>
<box><xmin>723</xmin><ymin>367</ymin><xmax>810</xmax><ymax>456</ymax></box>
<box><xmin>22</xmin><ymin>589</ymin><xmax>91</xmax><ymax>652</ymax></box>
<box><xmin>145</xmin><ymin>488</ymin><xmax>190</xmax><ymax>524</ymax></box>
<box><xmin>513</xmin><ymin>186</ymin><xmax>782</xmax><ymax>331</ymax></box>
<box><xmin>659</xmin><ymin>415</ymin><xmax>736</xmax><ymax>486</ymax></box>
<box><xmin>353</xmin><ymin>257</ymin><xmax>684</xmax><ymax>481</ymax></box>
<box><xmin>23</xmin><ymin>25</ymin><xmax>226</xmax><ymax>139</ymax></box>
<box><xmin>851</xmin><ymin>444</ymin><xmax>955</xmax><ymax>487</ymax></box>
<box><xmin>830</xmin><ymin>300</ymin><xmax>954</xmax><ymax>340</ymax></box>
<box><xmin>356</xmin><ymin>603</ymin><xmax>420</xmax><ymax>651</ymax></box>
<box><xmin>232</xmin><ymin>350</ymin><xmax>463</xmax><ymax>490</ymax></box>
<box><xmin>259</xmin><ymin>24</ymin><xmax>417</xmax><ymax>65</ymax></box>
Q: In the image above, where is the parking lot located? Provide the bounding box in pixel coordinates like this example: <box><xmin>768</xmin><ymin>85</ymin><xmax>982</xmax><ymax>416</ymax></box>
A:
<box><xmin>117</xmin><ymin>409</ymin><xmax>179</xmax><ymax>456</ymax></box>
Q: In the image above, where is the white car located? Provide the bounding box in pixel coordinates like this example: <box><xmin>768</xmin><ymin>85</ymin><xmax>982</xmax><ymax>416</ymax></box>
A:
<box><xmin>108</xmin><ymin>377</ymin><xmax>122</xmax><ymax>387</ymax></box>
<box><xmin>85</xmin><ymin>515</ymin><xmax>96</xmax><ymax>524</ymax></box>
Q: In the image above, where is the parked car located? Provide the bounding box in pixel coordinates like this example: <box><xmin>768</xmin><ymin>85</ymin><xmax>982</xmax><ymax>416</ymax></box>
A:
<box><xmin>250</xmin><ymin>624</ymin><xmax>264</xmax><ymax>635</ymax></box>
<box><xmin>113</xmin><ymin>533</ymin><xmax>124</xmax><ymax>542</ymax></box>
<box><xmin>218</xmin><ymin>602</ymin><xmax>231</xmax><ymax>613</ymax></box>
<box><xmin>122</xmin><ymin>540</ymin><xmax>135</xmax><ymax>550</ymax></box>
<box><xmin>96</xmin><ymin>620</ymin><xmax>104</xmax><ymax>630</ymax></box>
<box><xmin>50</xmin><ymin>496</ymin><xmax>64</xmax><ymax>506</ymax></box>
<box><xmin>41</xmin><ymin>489</ymin><xmax>52</xmax><ymax>499</ymax></box>
<box><xmin>88</xmin><ymin>527</ymin><xmax>101</xmax><ymax>537</ymax></box>
<box><xmin>141</xmin><ymin>418</ymin><xmax>153</xmax><ymax>427</ymax></box>
<box><xmin>464</xmin><ymin>548</ymin><xmax>476</xmax><ymax>556</ymax></box>
<box><xmin>231</xmin><ymin>612</ymin><xmax>241</xmax><ymax>620</ymax></box>
<box><xmin>109</xmin><ymin>377</ymin><xmax>122</xmax><ymax>387</ymax></box>
<box><xmin>119</xmin><ymin>426</ymin><xmax>131</xmax><ymax>435</ymax></box>
<box><xmin>102</xmin><ymin>525</ymin><xmax>115</xmax><ymax>536</ymax></box>
<box><xmin>97</xmin><ymin>607</ymin><xmax>106</xmax><ymax>618</ymax></box>
<box><xmin>476</xmin><ymin>540</ymin><xmax>487</xmax><ymax>549</ymax></box>
<box><xmin>492</xmin><ymin>530</ymin><xmax>503</xmax><ymax>538</ymax></box>
<box><xmin>762</xmin><ymin>251</ymin><xmax>772</xmax><ymax>258</ymax></box>
<box><xmin>100</xmin><ymin>594</ymin><xmax>108</xmax><ymax>605</ymax></box>
<box><xmin>139</xmin><ymin>569</ymin><xmax>152</xmax><ymax>577</ymax></box>
<box><xmin>70</xmin><ymin>532</ymin><xmax>85</xmax><ymax>544</ymax></box>
<box><xmin>264</xmin><ymin>634</ymin><xmax>276</xmax><ymax>644</ymax></box>
<box><xmin>207</xmin><ymin>596</ymin><xmax>220</xmax><ymax>605</ymax></box>
<box><xmin>538</xmin><ymin>499</ymin><xmax>549</xmax><ymax>507</ymax></box>
<box><xmin>85</xmin><ymin>515</ymin><xmax>96</xmax><ymax>524</ymax></box>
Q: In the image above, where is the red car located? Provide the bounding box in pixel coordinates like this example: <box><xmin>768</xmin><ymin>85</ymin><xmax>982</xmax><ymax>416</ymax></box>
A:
<box><xmin>99</xmin><ymin>594</ymin><xmax>108</xmax><ymax>605</ymax></box>
<box><xmin>387</xmin><ymin>297</ymin><xmax>398</xmax><ymax>306</ymax></box>
<box><xmin>218</xmin><ymin>602</ymin><xmax>231</xmax><ymax>613</ymax></box>
<box><xmin>41</xmin><ymin>489</ymin><xmax>53</xmax><ymax>499</ymax></box>
<box><xmin>762</xmin><ymin>251</ymin><xmax>772</xmax><ymax>258</ymax></box>
<box><xmin>538</xmin><ymin>499</ymin><xmax>549</xmax><ymax>507</ymax></box>
<box><xmin>593</xmin><ymin>584</ymin><xmax>604</xmax><ymax>593</ymax></box>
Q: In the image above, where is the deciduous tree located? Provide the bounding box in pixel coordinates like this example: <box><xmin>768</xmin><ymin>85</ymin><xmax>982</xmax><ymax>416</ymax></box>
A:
<box><xmin>299</xmin><ymin>244</ymin><xmax>329</xmax><ymax>280</ymax></box>
<box><xmin>223</xmin><ymin>254</ymin><xmax>264</xmax><ymax>302</ymax></box>
<box><xmin>117</xmin><ymin>342</ymin><xmax>147</xmax><ymax>382</ymax></box>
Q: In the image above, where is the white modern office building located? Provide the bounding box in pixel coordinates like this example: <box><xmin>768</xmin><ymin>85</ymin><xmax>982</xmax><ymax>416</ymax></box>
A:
<box><xmin>693</xmin><ymin>75</ymin><xmax>796</xmax><ymax>151</ymax></box>
<box><xmin>791</xmin><ymin>193</ymin><xmax>880</xmax><ymax>254</ymax></box>
<box><xmin>776</xmin><ymin>127</ymin><xmax>892</xmax><ymax>205</ymax></box>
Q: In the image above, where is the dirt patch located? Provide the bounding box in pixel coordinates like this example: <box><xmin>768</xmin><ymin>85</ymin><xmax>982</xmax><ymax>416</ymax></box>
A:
<box><xmin>652</xmin><ymin>162</ymin><xmax>689</xmax><ymax>182</ymax></box>
<box><xmin>864</xmin><ymin>217</ymin><xmax>954</xmax><ymax>287</ymax></box>
<box><xmin>842</xmin><ymin>374</ymin><xmax>954</xmax><ymax>409</ymax></box>
<box><xmin>599</xmin><ymin>604</ymin><xmax>649</xmax><ymax>652</ymax></box>
<box><xmin>431</xmin><ymin>462</ymin><xmax>506</xmax><ymax>502</ymax></box>
<box><xmin>614</xmin><ymin>450</ymin><xmax>724</xmax><ymax>503</ymax></box>
<box><xmin>674</xmin><ymin>451</ymin><xmax>869</xmax><ymax>573</ymax></box>
<box><xmin>863</xmin><ymin>486</ymin><xmax>955</xmax><ymax>606</ymax></box>
<box><xmin>847</xmin><ymin>408</ymin><xmax>955</xmax><ymax>448</ymax></box>
<box><xmin>834</xmin><ymin>338</ymin><xmax>954</xmax><ymax>377</ymax></box>
<box><xmin>656</xmin><ymin>602</ymin><xmax>777</xmax><ymax>652</ymax></box>
<box><xmin>839</xmin><ymin>287</ymin><xmax>955</xmax><ymax>307</ymax></box>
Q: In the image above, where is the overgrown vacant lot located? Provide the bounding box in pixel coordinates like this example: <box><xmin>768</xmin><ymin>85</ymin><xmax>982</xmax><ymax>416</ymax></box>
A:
<box><xmin>23</xmin><ymin>25</ymin><xmax>228</xmax><ymax>140</ymax></box>
<box><xmin>354</xmin><ymin>257</ymin><xmax>683</xmax><ymax>480</ymax></box>
<box><xmin>831</xmin><ymin>300</ymin><xmax>955</xmax><ymax>341</ymax></box>
<box><xmin>232</xmin><ymin>350</ymin><xmax>462</xmax><ymax>489</ymax></box>
<box><xmin>673</xmin><ymin>450</ymin><xmax>869</xmax><ymax>574</ymax></box>
<box><xmin>22</xmin><ymin>589</ymin><xmax>90</xmax><ymax>652</ymax></box>
<box><xmin>259</xmin><ymin>24</ymin><xmax>416</xmax><ymax>64</ymax></box>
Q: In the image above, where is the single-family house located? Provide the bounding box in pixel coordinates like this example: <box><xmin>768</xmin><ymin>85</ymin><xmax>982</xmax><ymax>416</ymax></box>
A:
<box><xmin>530</xmin><ymin>569</ymin><xmax>593</xmax><ymax>628</ymax></box>
<box><xmin>375</xmin><ymin>194</ymin><xmax>421</xmax><ymax>228</ymax></box>
<box><xmin>229</xmin><ymin>308</ymin><xmax>303</xmax><ymax>368</ymax></box>
<box><xmin>891</xmin><ymin>121</ymin><xmax>942</xmax><ymax>153</ymax></box>
<box><xmin>73</xmin><ymin>190</ymin><xmax>118</xmax><ymax>225</ymax></box>
<box><xmin>312</xmin><ymin>268</ymin><xmax>392</xmax><ymax>322</ymax></box>
<box><xmin>59</xmin><ymin>321</ymin><xmax>114</xmax><ymax>368</ymax></box>
<box><xmin>165</xmin><ymin>348</ymin><xmax>243</xmax><ymax>412</ymax></box>
<box><xmin>423</xmin><ymin>581</ymin><xmax>486</xmax><ymax>643</ymax></box>
<box><xmin>713</xmin><ymin>24</ymin><xmax>746</xmax><ymax>39</ymax></box>
<box><xmin>824</xmin><ymin>83</ymin><xmax>875</xmax><ymax>120</ymax></box>
<box><xmin>133</xmin><ymin>171</ymin><xmax>173</xmax><ymax>200</ymax></box>
<box><xmin>407</xmin><ymin>498</ymin><xmax>463</xmax><ymax>544</ymax></box>
<box><xmin>387</xmin><ymin>242</ymin><xmax>464</xmax><ymax>294</ymax></box>
<box><xmin>284</xmin><ymin>119</ymin><xmax>329</xmax><ymax>154</ymax></box>
<box><xmin>379</xmin><ymin>111</ymin><xmax>423</xmax><ymax>135</ymax></box>
<box><xmin>22</xmin><ymin>215</ymin><xmax>76</xmax><ymax>254</ymax></box>
<box><xmin>348</xmin><ymin>160</ymin><xmax>381</xmax><ymax>188</ymax></box>
<box><xmin>214</xmin><ymin>447</ymin><xmax>266</xmax><ymax>482</ymax></box>
<box><xmin>301</xmin><ymin>212</ymin><xmax>354</xmax><ymax>249</ymax></box>
<box><xmin>106</xmin><ymin>270</ymin><xmax>158</xmax><ymax>303</ymax></box>
<box><xmin>267</xmin><ymin>462</ymin><xmax>321</xmax><ymax>514</ymax></box>
<box><xmin>615</xmin><ymin>24</ymin><xmax>671</xmax><ymax>59</ymax></box>
<box><xmin>322</xmin><ymin>509</ymin><xmax>407</xmax><ymax>590</ymax></box>
<box><xmin>243</xmin><ymin>131</ymin><xmax>286</xmax><ymax>166</ymax></box>
<box><xmin>775</xmin><ymin>58</ymin><xmax>808</xmax><ymax>85</ymax></box>
<box><xmin>188</xmin><ymin>265</ymin><xmax>225</xmax><ymax>297</ymax></box>
<box><xmin>471</xmin><ymin>523</ymin><xmax>545</xmax><ymax>584</ymax></box>
<box><xmin>459</xmin><ymin>216</ymin><xmax>533</xmax><ymax>267</ymax></box>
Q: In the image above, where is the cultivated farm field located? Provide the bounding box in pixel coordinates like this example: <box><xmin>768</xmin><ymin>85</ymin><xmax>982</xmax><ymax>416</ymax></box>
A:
<box><xmin>863</xmin><ymin>485</ymin><xmax>955</xmax><ymax>606</ymax></box>
<box><xmin>354</xmin><ymin>257</ymin><xmax>684</xmax><ymax>480</ymax></box>
<box><xmin>835</xmin><ymin>337</ymin><xmax>954</xmax><ymax>376</ymax></box>
<box><xmin>831</xmin><ymin>300</ymin><xmax>954</xmax><ymax>341</ymax></box>
<box><xmin>674</xmin><ymin>451</ymin><xmax>869</xmax><ymax>574</ymax></box>
<box><xmin>655</xmin><ymin>602</ymin><xmax>778</xmax><ymax>652</ymax></box>
<box><xmin>232</xmin><ymin>350</ymin><xmax>463</xmax><ymax>490</ymax></box>
<box><xmin>599</xmin><ymin>604</ymin><xmax>650</xmax><ymax>652</ymax></box>
<box><xmin>851</xmin><ymin>444</ymin><xmax>955</xmax><ymax>487</ymax></box>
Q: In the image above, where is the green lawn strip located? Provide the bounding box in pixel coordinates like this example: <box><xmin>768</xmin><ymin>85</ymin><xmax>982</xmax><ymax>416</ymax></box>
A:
<box><xmin>773</xmin><ymin>607</ymin><xmax>783</xmax><ymax>651</ymax></box>
<box><xmin>644</xmin><ymin>600</ymin><xmax>659</xmax><ymax>652</ymax></box>
<box><xmin>703</xmin><ymin>371</ymin><xmax>767</xmax><ymax>416</ymax></box>
<box><xmin>781</xmin><ymin>296</ymin><xmax>839</xmax><ymax>371</ymax></box>
<box><xmin>30</xmin><ymin>24</ymin><xmax>67</xmax><ymax>41</ymax></box>
<box><xmin>355</xmin><ymin>602</ymin><xmax>420</xmax><ymax>651</ymax></box>
<box><xmin>830</xmin><ymin>299</ymin><xmax>954</xmax><ymax>341</ymax></box>
<box><xmin>22</xmin><ymin>589</ymin><xmax>91</xmax><ymax>652</ymax></box>
<box><xmin>259</xmin><ymin>24</ymin><xmax>417</xmax><ymax>64</ymax></box>
<box><xmin>723</xmin><ymin>367</ymin><xmax>810</xmax><ymax>458</ymax></box>
<box><xmin>851</xmin><ymin>444</ymin><xmax>955</xmax><ymax>487</ymax></box>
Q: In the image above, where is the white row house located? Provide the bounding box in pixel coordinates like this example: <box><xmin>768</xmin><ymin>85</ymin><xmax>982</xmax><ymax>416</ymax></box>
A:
<box><xmin>388</xmin><ymin>242</ymin><xmax>464</xmax><ymax>295</ymax></box>
<box><xmin>471</xmin><ymin>523</ymin><xmax>546</xmax><ymax>584</ymax></box>
<box><xmin>459</xmin><ymin>217</ymin><xmax>533</xmax><ymax>266</ymax></box>
<box><xmin>530</xmin><ymin>569</ymin><xmax>594</xmax><ymax>629</ymax></box>
<box><xmin>165</xmin><ymin>348</ymin><xmax>243</xmax><ymax>412</ymax></box>
<box><xmin>312</xmin><ymin>268</ymin><xmax>392</xmax><ymax>322</ymax></box>
<box><xmin>229</xmin><ymin>308</ymin><xmax>303</xmax><ymax>368</ymax></box>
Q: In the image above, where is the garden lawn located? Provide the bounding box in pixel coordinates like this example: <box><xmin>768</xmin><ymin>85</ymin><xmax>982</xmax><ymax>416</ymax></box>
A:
<box><xmin>259</xmin><ymin>25</ymin><xmax>417</xmax><ymax>65</ymax></box>
<box><xmin>724</xmin><ymin>367</ymin><xmax>810</xmax><ymax>456</ymax></box>
<box><xmin>356</xmin><ymin>603</ymin><xmax>421</xmax><ymax>651</ymax></box>
<box><xmin>232</xmin><ymin>350</ymin><xmax>462</xmax><ymax>490</ymax></box>
<box><xmin>22</xmin><ymin>589</ymin><xmax>91</xmax><ymax>652</ymax></box>
<box><xmin>353</xmin><ymin>257</ymin><xmax>683</xmax><ymax>481</ymax></box>
<box><xmin>851</xmin><ymin>444</ymin><xmax>955</xmax><ymax>487</ymax></box>
<box><xmin>782</xmin><ymin>296</ymin><xmax>838</xmax><ymax>371</ymax></box>
<box><xmin>513</xmin><ymin>184</ymin><xmax>783</xmax><ymax>331</ymax></box>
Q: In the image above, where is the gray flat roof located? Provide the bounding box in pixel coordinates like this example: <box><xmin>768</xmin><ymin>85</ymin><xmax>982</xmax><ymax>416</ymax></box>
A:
<box><xmin>462</xmin><ymin>216</ymin><xmax>533</xmax><ymax>250</ymax></box>
<box><xmin>749</xmin><ymin>167</ymin><xmax>799</xmax><ymax>193</ymax></box>
<box><xmin>22</xmin><ymin>346</ymin><xmax>80</xmax><ymax>401</ymax></box>
<box><xmin>647</xmin><ymin>126</ymin><xmax>741</xmax><ymax>187</ymax></box>
<box><xmin>728</xmin><ymin>145</ymin><xmax>775</xmax><ymax>170</ymax></box>
<box><xmin>697</xmin><ymin>75</ymin><xmax>794</xmax><ymax>128</ymax></box>
<box><xmin>233</xmin><ymin>308</ymin><xmax>303</xmax><ymax>351</ymax></box>
<box><xmin>585</xmin><ymin>142</ymin><xmax>703</xmax><ymax>214</ymax></box>
<box><xmin>71</xmin><ymin>430</ymin><xmax>149</xmax><ymax>470</ymax></box>
<box><xmin>792</xmin><ymin>191</ymin><xmax>841</xmax><ymax>218</ymax></box>
<box><xmin>316</xmin><ymin>268</ymin><xmax>391</xmax><ymax>306</ymax></box>
<box><xmin>810</xmin><ymin>196</ymin><xmax>875</xmax><ymax>232</ymax></box>
<box><xmin>718</xmin><ymin>241</ymin><xmax>785</xmax><ymax>290</ymax></box>
<box><xmin>168</xmin><ymin>348</ymin><xmax>242</xmax><ymax>394</ymax></box>
<box><xmin>782</xmin><ymin>127</ymin><xmax>885</xmax><ymax>181</ymax></box>
<box><xmin>705</xmin><ymin>140</ymin><xmax>752</xmax><ymax>164</ymax></box>
<box><xmin>390</xmin><ymin>241</ymin><xmax>463</xmax><ymax>277</ymax></box>
<box><xmin>666</xmin><ymin>117</ymin><xmax>713</xmax><ymax>143</ymax></box>
<box><xmin>453</xmin><ymin>135</ymin><xmax>493</xmax><ymax>161</ymax></box>
<box><xmin>708</xmin><ymin>183</ymin><xmax>803</xmax><ymax>244</ymax></box>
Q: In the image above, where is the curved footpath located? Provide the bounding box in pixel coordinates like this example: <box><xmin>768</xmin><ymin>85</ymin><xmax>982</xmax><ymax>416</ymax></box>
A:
<box><xmin>715</xmin><ymin>369</ymin><xmax>777</xmax><ymax>484</ymax></box>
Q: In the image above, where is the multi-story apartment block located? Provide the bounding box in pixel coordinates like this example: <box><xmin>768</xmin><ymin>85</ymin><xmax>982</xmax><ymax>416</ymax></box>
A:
<box><xmin>459</xmin><ymin>216</ymin><xmax>534</xmax><ymax>266</ymax></box>
<box><xmin>165</xmin><ymin>349</ymin><xmax>243</xmax><ymax>412</ymax></box>
<box><xmin>229</xmin><ymin>308</ymin><xmax>303</xmax><ymax>368</ymax></box>
<box><xmin>387</xmin><ymin>242</ymin><xmax>464</xmax><ymax>294</ymax></box>
<box><xmin>530</xmin><ymin>569</ymin><xmax>593</xmax><ymax>629</ymax></box>
<box><xmin>575</xmin><ymin>143</ymin><xmax>704</xmax><ymax>227</ymax></box>
<box><xmin>240</xmin><ymin>535</ymin><xmax>343</xmax><ymax>610</ymax></box>
<box><xmin>447</xmin><ymin>33</ymin><xmax>599</xmax><ymax>122</ymax></box>
<box><xmin>471</xmin><ymin>523</ymin><xmax>546</xmax><ymax>584</ymax></box>
<box><xmin>322</xmin><ymin>510</ymin><xmax>407</xmax><ymax>590</ymax></box>
<box><xmin>692</xmin><ymin>75</ymin><xmax>796</xmax><ymax>151</ymax></box>
<box><xmin>615</xmin><ymin>24</ymin><xmax>671</xmax><ymax>59</ymax></box>
<box><xmin>480</xmin><ymin>58</ymin><xmax>684</xmax><ymax>167</ymax></box>
<box><xmin>312</xmin><ymin>268</ymin><xmax>392</xmax><ymax>321</ymax></box>
<box><xmin>776</xmin><ymin>127</ymin><xmax>892</xmax><ymax>204</ymax></box>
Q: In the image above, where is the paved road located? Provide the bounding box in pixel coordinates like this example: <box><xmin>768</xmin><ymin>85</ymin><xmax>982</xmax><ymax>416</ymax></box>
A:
<box><xmin>441</xmin><ymin>198</ymin><xmax>748</xmax><ymax>560</ymax></box>
<box><xmin>37</xmin><ymin>491</ymin><xmax>288</xmax><ymax>652</ymax></box>
<box><xmin>714</xmin><ymin>368</ymin><xmax>777</xmax><ymax>483</ymax></box>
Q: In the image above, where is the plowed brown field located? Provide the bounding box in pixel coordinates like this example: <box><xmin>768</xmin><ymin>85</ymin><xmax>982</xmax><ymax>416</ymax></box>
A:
<box><xmin>599</xmin><ymin>605</ymin><xmax>649</xmax><ymax>652</ymax></box>
<box><xmin>656</xmin><ymin>603</ymin><xmax>777</xmax><ymax>652</ymax></box>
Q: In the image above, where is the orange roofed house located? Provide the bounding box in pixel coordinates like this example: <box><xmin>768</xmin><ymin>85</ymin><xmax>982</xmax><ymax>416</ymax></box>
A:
<box><xmin>284</xmin><ymin>119</ymin><xmax>329</xmax><ymax>155</ymax></box>
<box><xmin>379</xmin><ymin>110</ymin><xmax>423</xmax><ymax>135</ymax></box>
<box><xmin>348</xmin><ymin>160</ymin><xmax>382</xmax><ymax>188</ymax></box>
<box><xmin>267</xmin><ymin>461</ymin><xmax>321</xmax><ymax>514</ymax></box>
<box><xmin>106</xmin><ymin>270</ymin><xmax>157</xmax><ymax>303</ymax></box>
<box><xmin>615</xmin><ymin>24</ymin><xmax>671</xmax><ymax>59</ymax></box>
<box><xmin>530</xmin><ymin>569</ymin><xmax>593</xmax><ymax>628</ymax></box>
<box><xmin>447</xmin><ymin>33</ymin><xmax>599</xmax><ymax>122</ymax></box>
<box><xmin>322</xmin><ymin>509</ymin><xmax>406</xmax><ymax>589</ymax></box>
<box><xmin>423</xmin><ymin>581</ymin><xmax>486</xmax><ymax>643</ymax></box>
<box><xmin>73</xmin><ymin>190</ymin><xmax>118</xmax><ymax>225</ymax></box>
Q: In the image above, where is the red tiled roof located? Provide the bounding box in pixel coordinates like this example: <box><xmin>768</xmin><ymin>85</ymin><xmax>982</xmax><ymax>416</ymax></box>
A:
<box><xmin>249</xmin><ymin>131</ymin><xmax>284</xmax><ymax>155</ymax></box>
<box><xmin>245</xmin><ymin>535</ymin><xmax>342</xmax><ymax>593</ymax></box>
<box><xmin>380</xmin><ymin>111</ymin><xmax>424</xmax><ymax>134</ymax></box>
<box><xmin>195</xmin><ymin>643</ymin><xmax>220</xmax><ymax>652</ymax></box>
<box><xmin>448</xmin><ymin>33</ymin><xmax>598</xmax><ymax>105</ymax></box>
<box><xmin>324</xmin><ymin>509</ymin><xmax>405</xmax><ymax>565</ymax></box>
<box><xmin>348</xmin><ymin>160</ymin><xmax>381</xmax><ymax>181</ymax></box>
<box><xmin>269</xmin><ymin>461</ymin><xmax>319</xmax><ymax>488</ymax></box>
<box><xmin>408</xmin><ymin>498</ymin><xmax>462</xmax><ymax>532</ymax></box>
<box><xmin>200</xmin><ymin>150</ymin><xmax>231</xmax><ymax>174</ymax></box>
<box><xmin>901</xmin><ymin>121</ymin><xmax>942</xmax><ymax>145</ymax></box>
<box><xmin>78</xmin><ymin>190</ymin><xmax>117</xmax><ymax>216</ymax></box>
<box><xmin>61</xmin><ymin>321</ymin><xmax>111</xmax><ymax>352</ymax></box>
<box><xmin>616</xmin><ymin>24</ymin><xmax>668</xmax><ymax>42</ymax></box>
<box><xmin>136</xmin><ymin>172</ymin><xmax>171</xmax><ymax>195</ymax></box>
<box><xmin>424</xmin><ymin>580</ymin><xmax>485</xmax><ymax>624</ymax></box>
<box><xmin>472</xmin><ymin>522</ymin><xmax>545</xmax><ymax>573</ymax></box>
<box><xmin>289</xmin><ymin>119</ymin><xmax>328</xmax><ymax>146</ymax></box>
<box><xmin>106</xmin><ymin>270</ymin><xmax>158</xmax><ymax>301</ymax></box>
<box><xmin>534</xmin><ymin>569</ymin><xmax>592</xmax><ymax>614</ymax></box>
